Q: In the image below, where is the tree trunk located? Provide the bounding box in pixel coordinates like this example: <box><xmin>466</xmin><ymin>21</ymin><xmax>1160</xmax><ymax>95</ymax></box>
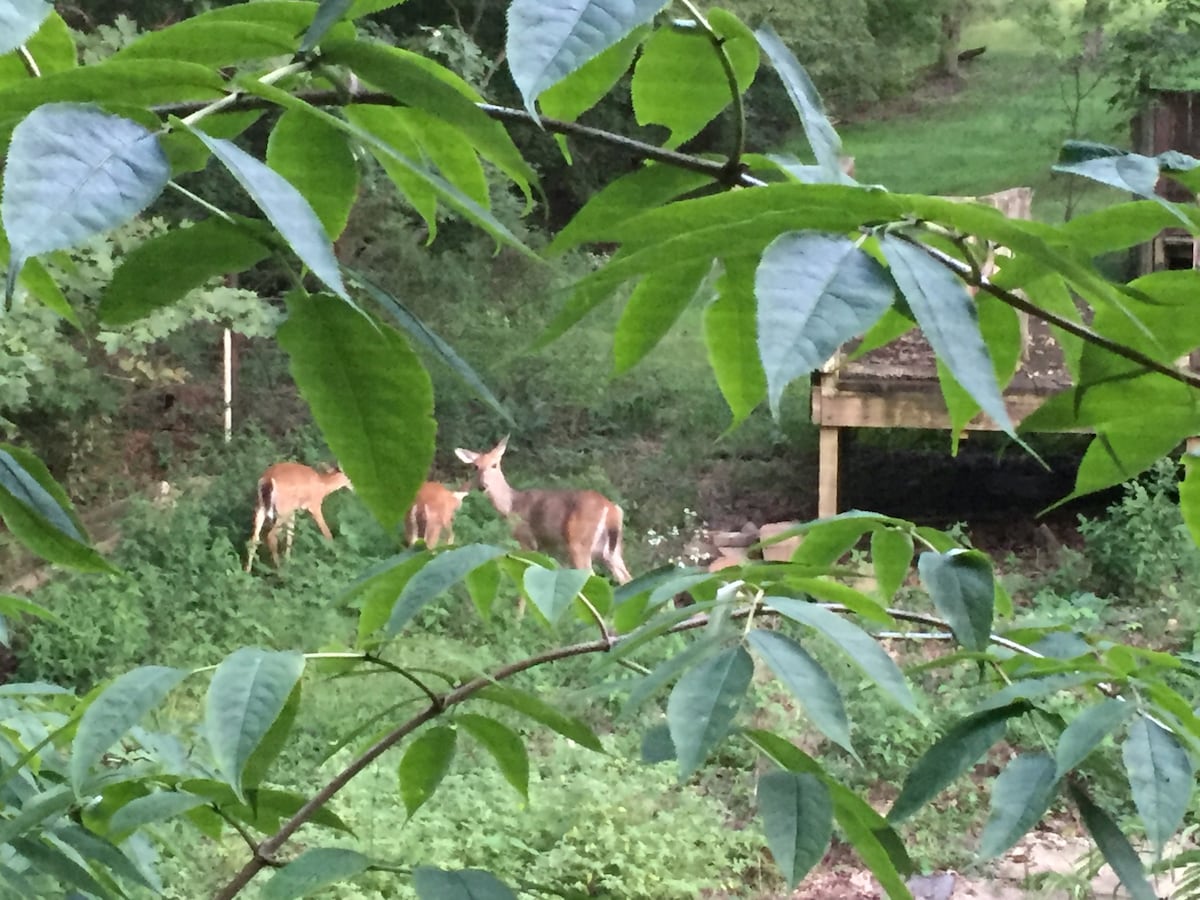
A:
<box><xmin>938</xmin><ymin>11</ymin><xmax>963</xmax><ymax>77</ymax></box>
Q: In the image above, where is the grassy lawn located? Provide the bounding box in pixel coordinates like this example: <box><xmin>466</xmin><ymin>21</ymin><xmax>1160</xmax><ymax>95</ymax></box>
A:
<box><xmin>838</xmin><ymin>17</ymin><xmax>1129</xmax><ymax>222</ymax></box>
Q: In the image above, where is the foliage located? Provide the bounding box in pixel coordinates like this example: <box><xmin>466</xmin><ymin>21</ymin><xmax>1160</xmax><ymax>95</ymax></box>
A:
<box><xmin>1</xmin><ymin>0</ymin><xmax>1200</xmax><ymax>898</ymax></box>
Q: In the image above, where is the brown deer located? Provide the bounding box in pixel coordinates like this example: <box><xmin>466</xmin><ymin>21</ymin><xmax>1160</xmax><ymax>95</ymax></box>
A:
<box><xmin>244</xmin><ymin>462</ymin><xmax>352</xmax><ymax>571</ymax></box>
<box><xmin>454</xmin><ymin>436</ymin><xmax>632</xmax><ymax>584</ymax></box>
<box><xmin>404</xmin><ymin>481</ymin><xmax>468</xmax><ymax>548</ymax></box>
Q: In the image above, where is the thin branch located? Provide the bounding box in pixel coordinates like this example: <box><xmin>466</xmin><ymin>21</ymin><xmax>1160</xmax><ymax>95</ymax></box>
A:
<box><xmin>894</xmin><ymin>230</ymin><xmax>1200</xmax><ymax>391</ymax></box>
<box><xmin>577</xmin><ymin>593</ymin><xmax>615</xmax><ymax>648</ymax></box>
<box><xmin>17</xmin><ymin>45</ymin><xmax>40</xmax><ymax>78</ymax></box>
<box><xmin>359</xmin><ymin>655</ymin><xmax>443</xmax><ymax>708</ymax></box>
<box><xmin>676</xmin><ymin>0</ymin><xmax>746</xmax><ymax>171</ymax></box>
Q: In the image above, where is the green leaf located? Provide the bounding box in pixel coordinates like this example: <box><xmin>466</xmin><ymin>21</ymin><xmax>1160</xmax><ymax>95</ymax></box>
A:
<box><xmin>106</xmin><ymin>791</ymin><xmax>207</xmax><ymax>840</ymax></box>
<box><xmin>242</xmin><ymin>681</ymin><xmax>302</xmax><ymax>792</ymax></box>
<box><xmin>641</xmin><ymin>721</ymin><xmax>676</xmax><ymax>763</ymax></box>
<box><xmin>1069</xmin><ymin>784</ymin><xmax>1158</xmax><ymax>900</ymax></box>
<box><xmin>546</xmin><ymin>163</ymin><xmax>714</xmax><ymax>258</ymax></box>
<box><xmin>871</xmin><ymin>527</ymin><xmax>912</xmax><ymax>603</ymax></box>
<box><xmin>619</xmin><ymin>636</ymin><xmax>722</xmax><ymax>721</ymax></box>
<box><xmin>747</xmin><ymin>630</ymin><xmax>854</xmax><ymax>755</ymax></box>
<box><xmin>768</xmin><ymin>598</ymin><xmax>916</xmax><ymax>712</ymax></box>
<box><xmin>12</xmin><ymin>253</ymin><xmax>78</xmax><ymax>327</ymax></box>
<box><xmin>0</xmin><ymin>12</ymin><xmax>74</xmax><ymax>86</ymax></box>
<box><xmin>753</xmin><ymin>23</ymin><xmax>846</xmax><ymax>180</ymax></box>
<box><xmin>456</xmin><ymin>714</ymin><xmax>529</xmax><ymax>801</ymax></box>
<box><xmin>278</xmin><ymin>293</ymin><xmax>436</xmax><ymax>531</ymax></box>
<box><xmin>398</xmin><ymin>725</ymin><xmax>456</xmax><ymax>818</ymax></box>
<box><xmin>10</xmin><ymin>836</ymin><xmax>112</xmax><ymax>899</ymax></box>
<box><xmin>190</xmin><ymin>130</ymin><xmax>347</xmax><ymax>300</ymax></box>
<box><xmin>0</xmin><ymin>594</ymin><xmax>60</xmax><ymax>624</ymax></box>
<box><xmin>1182</xmin><ymin>453</ymin><xmax>1200</xmax><ymax>550</ymax></box>
<box><xmin>631</xmin><ymin>10</ymin><xmax>757</xmax><ymax>148</ymax></box>
<box><xmin>1063</xmin><ymin>415</ymin><xmax>1198</xmax><ymax>506</ymax></box>
<box><xmin>1055</xmin><ymin>698</ymin><xmax>1134</xmax><ymax>779</ymax></box>
<box><xmin>758</xmin><ymin>771</ymin><xmax>832</xmax><ymax>889</ymax></box>
<box><xmin>1054</xmin><ymin>141</ymin><xmax>1192</xmax><ymax>229</ymax></box>
<box><xmin>705</xmin><ymin>255</ymin><xmax>766</xmax><ymax>425</ymax></box>
<box><xmin>388</xmin><ymin>545</ymin><xmax>507</xmax><ymax>636</ymax></box>
<box><xmin>301</xmin><ymin>0</ymin><xmax>354</xmax><ymax>53</ymax></box>
<box><xmin>3</xmin><ymin>103</ymin><xmax>169</xmax><ymax>301</ymax></box>
<box><xmin>261</xmin><ymin>848</ymin><xmax>371</xmax><ymax>900</ymax></box>
<box><xmin>522</xmin><ymin>565</ymin><xmax>591</xmax><ymax>624</ymax></box>
<box><xmin>395</xmin><ymin>107</ymin><xmax>490</xmax><ymax>208</ymax></box>
<box><xmin>791</xmin><ymin>513</ymin><xmax>885</xmax><ymax>568</ymax></box>
<box><xmin>113</xmin><ymin>21</ymin><xmax>298</xmax><ymax>67</ymax></box>
<box><xmin>0</xmin><ymin>446</ymin><xmax>113</xmax><ymax>573</ymax></box>
<box><xmin>540</xmin><ymin>26</ymin><xmax>647</xmax><ymax>125</ymax></box>
<box><xmin>979</xmin><ymin>753</ymin><xmax>1059</xmax><ymax>859</ymax></box>
<box><xmin>53</xmin><ymin>824</ymin><xmax>155</xmax><ymax>891</ymax></box>
<box><xmin>266</xmin><ymin>109</ymin><xmax>359</xmax><ymax>239</ymax></box>
<box><xmin>918</xmin><ymin>550</ymin><xmax>995</xmax><ymax>652</ymax></box>
<box><xmin>667</xmin><ymin>645</ymin><xmax>753</xmax><ymax>778</ymax></box>
<box><xmin>0</xmin><ymin>0</ymin><xmax>52</xmax><ymax>56</ymax></box>
<box><xmin>205</xmin><ymin>648</ymin><xmax>305</xmax><ymax>802</ymax></box>
<box><xmin>70</xmin><ymin>665</ymin><xmax>188</xmax><ymax>796</ymax></box>
<box><xmin>614</xmin><ymin>261</ymin><xmax>710</xmax><ymax>374</ymax></box>
<box><xmin>99</xmin><ymin>217</ymin><xmax>272</xmax><ymax>325</ymax></box>
<box><xmin>1123</xmin><ymin>714</ymin><xmax>1194</xmax><ymax>852</ymax></box>
<box><xmin>413</xmin><ymin>867</ymin><xmax>517</xmax><ymax>900</ymax></box>
<box><xmin>343</xmin><ymin>104</ymin><xmax>438</xmax><ymax>236</ymax></box>
<box><xmin>756</xmin><ymin>232</ymin><xmax>893</xmax><ymax>415</ymax></box>
<box><xmin>880</xmin><ymin>235</ymin><xmax>1022</xmax><ymax>444</ymax></box>
<box><xmin>465</xmin><ymin>560</ymin><xmax>501</xmax><ymax>620</ymax></box>
<box><xmin>320</xmin><ymin>38</ymin><xmax>535</xmax><ymax>199</ymax></box>
<box><xmin>477</xmin><ymin>685</ymin><xmax>603</xmax><ymax>751</ymax></box>
<box><xmin>889</xmin><ymin>703</ymin><xmax>1027</xmax><ymax>823</ymax></box>
<box><xmin>506</xmin><ymin>0</ymin><xmax>668</xmax><ymax>115</ymax></box>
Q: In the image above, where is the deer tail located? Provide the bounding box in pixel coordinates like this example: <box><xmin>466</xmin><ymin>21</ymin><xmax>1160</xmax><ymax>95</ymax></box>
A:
<box><xmin>257</xmin><ymin>478</ymin><xmax>277</xmax><ymax>521</ymax></box>
<box><xmin>605</xmin><ymin>504</ymin><xmax>624</xmax><ymax>558</ymax></box>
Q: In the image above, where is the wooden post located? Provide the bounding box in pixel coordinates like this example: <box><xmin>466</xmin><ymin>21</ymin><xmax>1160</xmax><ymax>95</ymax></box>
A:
<box><xmin>223</xmin><ymin>327</ymin><xmax>232</xmax><ymax>444</ymax></box>
<box><xmin>818</xmin><ymin>426</ymin><xmax>839</xmax><ymax>518</ymax></box>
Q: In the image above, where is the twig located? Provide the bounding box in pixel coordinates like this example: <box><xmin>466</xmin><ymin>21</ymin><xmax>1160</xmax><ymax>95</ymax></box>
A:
<box><xmin>676</xmin><ymin>0</ymin><xmax>746</xmax><ymax>172</ymax></box>
<box><xmin>577</xmin><ymin>593</ymin><xmax>615</xmax><ymax>648</ymax></box>
<box><xmin>17</xmin><ymin>46</ymin><xmax>40</xmax><ymax>78</ymax></box>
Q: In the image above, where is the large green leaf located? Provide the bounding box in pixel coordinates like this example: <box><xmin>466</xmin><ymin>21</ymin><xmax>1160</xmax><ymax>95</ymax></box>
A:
<box><xmin>242</xmin><ymin>682</ymin><xmax>302</xmax><ymax>792</ymax></box>
<box><xmin>99</xmin><ymin>217</ymin><xmax>272</xmax><ymax>325</ymax></box>
<box><xmin>758</xmin><ymin>771</ymin><xmax>832</xmax><ymax>889</ymax></box>
<box><xmin>2</xmin><ymin>104</ymin><xmax>169</xmax><ymax>300</ymax></box>
<box><xmin>320</xmin><ymin>38</ymin><xmax>534</xmax><ymax>198</ymax></box>
<box><xmin>1069</xmin><ymin>784</ymin><xmax>1158</xmax><ymax>900</ymax></box>
<box><xmin>205</xmin><ymin>648</ymin><xmax>305</xmax><ymax>802</ymax></box>
<box><xmin>266</xmin><ymin>109</ymin><xmax>359</xmax><ymax>239</ymax></box>
<box><xmin>753</xmin><ymin>23</ymin><xmax>846</xmax><ymax>180</ymax></box>
<box><xmin>113</xmin><ymin>21</ymin><xmax>298</xmax><ymax>67</ymax></box>
<box><xmin>879</xmin><ymin>235</ymin><xmax>1020</xmax><ymax>443</ymax></box>
<box><xmin>522</xmin><ymin>565</ymin><xmax>592</xmax><ymax>625</ymax></box>
<box><xmin>0</xmin><ymin>445</ymin><xmax>113</xmax><ymax>572</ymax></box>
<box><xmin>619</xmin><ymin>636</ymin><xmax>723</xmax><ymax>721</ymax></box>
<box><xmin>506</xmin><ymin>0</ymin><xmax>668</xmax><ymax>114</ymax></box>
<box><xmin>1053</xmin><ymin>141</ymin><xmax>1192</xmax><ymax>228</ymax></box>
<box><xmin>917</xmin><ymin>550</ymin><xmax>994</xmax><ymax>652</ymax></box>
<box><xmin>398</xmin><ymin>725</ymin><xmax>457</xmax><ymax>818</ymax></box>
<box><xmin>69</xmin><ymin>666</ymin><xmax>188</xmax><ymax>796</ymax></box>
<box><xmin>456</xmin><ymin>714</ymin><xmax>529</xmax><ymax>801</ymax></box>
<box><xmin>0</xmin><ymin>0</ymin><xmax>52</xmax><ymax>56</ymax></box>
<box><xmin>278</xmin><ymin>293</ymin><xmax>436</xmax><ymax>531</ymax></box>
<box><xmin>666</xmin><ymin>645</ymin><xmax>753</xmax><ymax>779</ymax></box>
<box><xmin>979</xmin><ymin>753</ymin><xmax>1059</xmax><ymax>859</ymax></box>
<box><xmin>260</xmin><ymin>848</ymin><xmax>371</xmax><ymax>900</ymax></box>
<box><xmin>106</xmin><ymin>791</ymin><xmax>208</xmax><ymax>840</ymax></box>
<box><xmin>344</xmin><ymin>104</ymin><xmax>438</xmax><ymax>236</ymax></box>
<box><xmin>546</xmin><ymin>163</ymin><xmax>714</xmax><ymax>258</ymax></box>
<box><xmin>540</xmin><ymin>26</ymin><xmax>648</xmax><ymax>125</ymax></box>
<box><xmin>889</xmin><ymin>703</ymin><xmax>1027</xmax><ymax>823</ymax></box>
<box><xmin>1123</xmin><ymin>714</ymin><xmax>1194</xmax><ymax>852</ymax></box>
<box><xmin>388</xmin><ymin>545</ymin><xmax>507</xmax><ymax>636</ymax></box>
<box><xmin>190</xmin><ymin>130</ymin><xmax>347</xmax><ymax>300</ymax></box>
<box><xmin>1055</xmin><ymin>698</ymin><xmax>1134</xmax><ymax>779</ymax></box>
<box><xmin>631</xmin><ymin>9</ymin><xmax>758</xmax><ymax>149</ymax></box>
<box><xmin>756</xmin><ymin>232</ymin><xmax>893</xmax><ymax>415</ymax></box>
<box><xmin>705</xmin><ymin>255</ymin><xmax>766</xmax><ymax>425</ymax></box>
<box><xmin>347</xmin><ymin>267</ymin><xmax>510</xmax><ymax>424</ymax></box>
<box><xmin>614</xmin><ymin>261</ymin><xmax>711</xmax><ymax>374</ymax></box>
<box><xmin>476</xmin><ymin>685</ymin><xmax>603</xmax><ymax>751</ymax></box>
<box><xmin>10</xmin><ymin>836</ymin><xmax>112</xmax><ymax>898</ymax></box>
<box><xmin>1063</xmin><ymin>413</ymin><xmax>1199</xmax><ymax>505</ymax></box>
<box><xmin>768</xmin><ymin>598</ymin><xmax>916</xmax><ymax>712</ymax></box>
<box><xmin>394</xmin><ymin>107</ymin><xmax>489</xmax><ymax>208</ymax></box>
<box><xmin>747</xmin><ymin>630</ymin><xmax>854</xmax><ymax>755</ymax></box>
<box><xmin>413</xmin><ymin>867</ymin><xmax>517</xmax><ymax>900</ymax></box>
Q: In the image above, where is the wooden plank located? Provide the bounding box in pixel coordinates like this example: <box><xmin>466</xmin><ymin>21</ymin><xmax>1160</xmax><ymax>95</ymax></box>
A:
<box><xmin>818</xmin><ymin>426</ymin><xmax>839</xmax><ymax>518</ymax></box>
<box><xmin>811</xmin><ymin>387</ymin><xmax>1087</xmax><ymax>432</ymax></box>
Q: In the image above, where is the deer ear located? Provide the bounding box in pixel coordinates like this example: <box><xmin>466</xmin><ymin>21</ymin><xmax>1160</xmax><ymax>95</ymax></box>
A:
<box><xmin>454</xmin><ymin>448</ymin><xmax>479</xmax><ymax>464</ymax></box>
<box><xmin>495</xmin><ymin>434</ymin><xmax>510</xmax><ymax>455</ymax></box>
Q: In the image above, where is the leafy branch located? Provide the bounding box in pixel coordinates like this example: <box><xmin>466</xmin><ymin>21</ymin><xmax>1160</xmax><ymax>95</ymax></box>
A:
<box><xmin>675</xmin><ymin>0</ymin><xmax>746</xmax><ymax>171</ymax></box>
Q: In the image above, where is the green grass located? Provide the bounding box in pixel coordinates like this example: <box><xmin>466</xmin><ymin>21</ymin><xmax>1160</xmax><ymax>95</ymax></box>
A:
<box><xmin>837</xmin><ymin>23</ymin><xmax>1128</xmax><ymax>223</ymax></box>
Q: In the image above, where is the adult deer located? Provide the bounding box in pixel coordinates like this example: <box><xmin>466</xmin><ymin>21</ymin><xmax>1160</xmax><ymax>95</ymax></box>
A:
<box><xmin>454</xmin><ymin>436</ymin><xmax>632</xmax><ymax>584</ymax></box>
<box><xmin>404</xmin><ymin>481</ymin><xmax>468</xmax><ymax>548</ymax></box>
<box><xmin>244</xmin><ymin>462</ymin><xmax>352</xmax><ymax>572</ymax></box>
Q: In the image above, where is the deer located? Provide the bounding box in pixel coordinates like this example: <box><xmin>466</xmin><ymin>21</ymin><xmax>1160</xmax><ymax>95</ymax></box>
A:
<box><xmin>454</xmin><ymin>435</ymin><xmax>633</xmax><ymax>585</ymax></box>
<box><xmin>244</xmin><ymin>462</ymin><xmax>352</xmax><ymax>572</ymax></box>
<box><xmin>404</xmin><ymin>481</ymin><xmax>468</xmax><ymax>548</ymax></box>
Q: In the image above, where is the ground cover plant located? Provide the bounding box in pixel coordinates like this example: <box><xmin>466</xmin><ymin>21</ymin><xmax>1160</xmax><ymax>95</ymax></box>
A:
<box><xmin>0</xmin><ymin>0</ymin><xmax>1199</xmax><ymax>898</ymax></box>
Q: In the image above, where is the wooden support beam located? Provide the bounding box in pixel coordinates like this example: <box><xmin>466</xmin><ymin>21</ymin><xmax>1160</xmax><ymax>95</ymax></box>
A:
<box><xmin>818</xmin><ymin>426</ymin><xmax>839</xmax><ymax>519</ymax></box>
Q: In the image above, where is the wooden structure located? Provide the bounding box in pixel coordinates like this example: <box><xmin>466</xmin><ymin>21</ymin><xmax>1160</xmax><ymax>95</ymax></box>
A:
<box><xmin>810</xmin><ymin>187</ymin><xmax>1078</xmax><ymax>517</ymax></box>
<box><xmin>1133</xmin><ymin>89</ymin><xmax>1200</xmax><ymax>274</ymax></box>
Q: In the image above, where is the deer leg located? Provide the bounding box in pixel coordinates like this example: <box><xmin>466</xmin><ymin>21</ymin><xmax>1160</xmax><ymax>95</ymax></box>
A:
<box><xmin>266</xmin><ymin>522</ymin><xmax>282</xmax><ymax>568</ymax></box>
<box><xmin>426</xmin><ymin>520</ymin><xmax>443</xmax><ymax>548</ymax></box>
<box><xmin>309</xmin><ymin>504</ymin><xmax>335</xmax><ymax>541</ymax></box>
<box><xmin>245</xmin><ymin>506</ymin><xmax>268</xmax><ymax>572</ymax></box>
